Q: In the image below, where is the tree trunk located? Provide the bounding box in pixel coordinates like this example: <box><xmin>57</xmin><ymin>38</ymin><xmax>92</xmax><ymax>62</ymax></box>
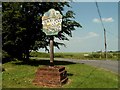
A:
<box><xmin>24</xmin><ymin>49</ymin><xmax>30</xmax><ymax>62</ymax></box>
<box><xmin>26</xmin><ymin>49</ymin><xmax>30</xmax><ymax>61</ymax></box>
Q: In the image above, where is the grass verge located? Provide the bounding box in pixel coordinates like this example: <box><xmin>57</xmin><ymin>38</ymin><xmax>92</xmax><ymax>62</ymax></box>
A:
<box><xmin>2</xmin><ymin>59</ymin><xmax>118</xmax><ymax>88</ymax></box>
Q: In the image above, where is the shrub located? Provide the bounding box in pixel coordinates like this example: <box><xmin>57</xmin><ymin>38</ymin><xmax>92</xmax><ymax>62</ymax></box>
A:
<box><xmin>2</xmin><ymin>50</ymin><xmax>10</xmax><ymax>59</ymax></box>
<box><xmin>107</xmin><ymin>53</ymin><xmax>113</xmax><ymax>58</ymax></box>
<box><xmin>2</xmin><ymin>50</ymin><xmax>12</xmax><ymax>63</ymax></box>
<box><xmin>91</xmin><ymin>53</ymin><xmax>100</xmax><ymax>58</ymax></box>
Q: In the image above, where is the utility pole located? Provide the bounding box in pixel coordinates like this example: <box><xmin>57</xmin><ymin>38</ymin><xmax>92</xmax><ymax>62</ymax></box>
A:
<box><xmin>95</xmin><ymin>2</ymin><xmax>107</xmax><ymax>59</ymax></box>
<box><xmin>104</xmin><ymin>28</ymin><xmax>107</xmax><ymax>59</ymax></box>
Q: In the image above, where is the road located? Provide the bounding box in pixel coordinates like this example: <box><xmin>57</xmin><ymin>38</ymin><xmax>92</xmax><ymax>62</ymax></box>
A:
<box><xmin>31</xmin><ymin>57</ymin><xmax>119</xmax><ymax>74</ymax></box>
<box><xmin>54</xmin><ymin>58</ymin><xmax>119</xmax><ymax>74</ymax></box>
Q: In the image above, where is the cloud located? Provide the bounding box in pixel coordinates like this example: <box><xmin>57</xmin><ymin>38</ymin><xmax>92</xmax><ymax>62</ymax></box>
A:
<box><xmin>67</xmin><ymin>32</ymin><xmax>99</xmax><ymax>44</ymax></box>
<box><xmin>54</xmin><ymin>32</ymin><xmax>100</xmax><ymax>52</ymax></box>
<box><xmin>54</xmin><ymin>32</ymin><xmax>99</xmax><ymax>44</ymax></box>
<box><xmin>77</xmin><ymin>32</ymin><xmax>99</xmax><ymax>40</ymax></box>
<box><xmin>93</xmin><ymin>17</ymin><xmax>114</xmax><ymax>23</ymax></box>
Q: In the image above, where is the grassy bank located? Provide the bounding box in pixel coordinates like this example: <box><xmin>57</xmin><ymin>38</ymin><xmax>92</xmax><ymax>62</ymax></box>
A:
<box><xmin>30</xmin><ymin>51</ymin><xmax>119</xmax><ymax>60</ymax></box>
<box><xmin>2</xmin><ymin>59</ymin><xmax>118</xmax><ymax>88</ymax></box>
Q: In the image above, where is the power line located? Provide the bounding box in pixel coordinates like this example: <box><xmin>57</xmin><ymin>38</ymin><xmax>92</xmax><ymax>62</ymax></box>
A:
<box><xmin>106</xmin><ymin>30</ymin><xmax>118</xmax><ymax>39</ymax></box>
<box><xmin>95</xmin><ymin>1</ymin><xmax>107</xmax><ymax>59</ymax></box>
<box><xmin>95</xmin><ymin>2</ymin><xmax>105</xmax><ymax>30</ymax></box>
<box><xmin>96</xmin><ymin>2</ymin><xmax>118</xmax><ymax>39</ymax></box>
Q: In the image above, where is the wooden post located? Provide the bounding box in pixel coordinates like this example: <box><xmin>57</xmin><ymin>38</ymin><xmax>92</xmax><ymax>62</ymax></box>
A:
<box><xmin>50</xmin><ymin>36</ymin><xmax>54</xmax><ymax>66</ymax></box>
<box><xmin>104</xmin><ymin>28</ymin><xmax>107</xmax><ymax>59</ymax></box>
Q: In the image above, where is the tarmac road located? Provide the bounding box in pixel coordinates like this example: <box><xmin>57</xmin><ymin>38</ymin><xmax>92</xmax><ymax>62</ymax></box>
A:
<box><xmin>54</xmin><ymin>58</ymin><xmax>119</xmax><ymax>74</ymax></box>
<box><xmin>31</xmin><ymin>57</ymin><xmax>119</xmax><ymax>74</ymax></box>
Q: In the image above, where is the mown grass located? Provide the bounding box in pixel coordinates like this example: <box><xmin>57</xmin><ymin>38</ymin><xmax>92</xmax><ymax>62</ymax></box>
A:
<box><xmin>30</xmin><ymin>52</ymin><xmax>119</xmax><ymax>60</ymax></box>
<box><xmin>2</xmin><ymin>59</ymin><xmax>118</xmax><ymax>88</ymax></box>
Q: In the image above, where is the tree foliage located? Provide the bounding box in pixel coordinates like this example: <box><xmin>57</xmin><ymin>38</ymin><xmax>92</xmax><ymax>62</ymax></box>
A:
<box><xmin>2</xmin><ymin>2</ymin><xmax>82</xmax><ymax>60</ymax></box>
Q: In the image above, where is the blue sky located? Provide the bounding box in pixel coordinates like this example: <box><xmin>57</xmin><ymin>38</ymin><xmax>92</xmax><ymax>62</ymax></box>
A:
<box><xmin>41</xmin><ymin>2</ymin><xmax>118</xmax><ymax>52</ymax></box>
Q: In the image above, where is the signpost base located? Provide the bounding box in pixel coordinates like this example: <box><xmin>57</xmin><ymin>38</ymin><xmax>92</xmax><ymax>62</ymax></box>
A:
<box><xmin>50</xmin><ymin>62</ymin><xmax>54</xmax><ymax>66</ymax></box>
<box><xmin>33</xmin><ymin>66</ymin><xmax>68</xmax><ymax>87</ymax></box>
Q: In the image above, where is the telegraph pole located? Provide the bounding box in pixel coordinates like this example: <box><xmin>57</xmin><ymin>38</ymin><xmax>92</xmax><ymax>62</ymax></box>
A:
<box><xmin>104</xmin><ymin>28</ymin><xmax>107</xmax><ymax>59</ymax></box>
<box><xmin>95</xmin><ymin>2</ymin><xmax>107</xmax><ymax>59</ymax></box>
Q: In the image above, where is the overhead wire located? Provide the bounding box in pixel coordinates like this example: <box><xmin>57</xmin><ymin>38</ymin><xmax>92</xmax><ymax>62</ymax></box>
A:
<box><xmin>95</xmin><ymin>1</ymin><xmax>105</xmax><ymax>30</ymax></box>
<box><xmin>95</xmin><ymin>1</ymin><xmax>118</xmax><ymax>38</ymax></box>
<box><xmin>95</xmin><ymin>1</ymin><xmax>107</xmax><ymax>59</ymax></box>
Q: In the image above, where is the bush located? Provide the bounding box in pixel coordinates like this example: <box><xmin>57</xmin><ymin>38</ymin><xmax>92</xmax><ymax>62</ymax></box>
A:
<box><xmin>2</xmin><ymin>50</ymin><xmax>10</xmax><ymax>59</ymax></box>
<box><xmin>107</xmin><ymin>53</ymin><xmax>113</xmax><ymax>58</ymax></box>
<box><xmin>2</xmin><ymin>50</ymin><xmax>12</xmax><ymax>63</ymax></box>
<box><xmin>91</xmin><ymin>53</ymin><xmax>100</xmax><ymax>58</ymax></box>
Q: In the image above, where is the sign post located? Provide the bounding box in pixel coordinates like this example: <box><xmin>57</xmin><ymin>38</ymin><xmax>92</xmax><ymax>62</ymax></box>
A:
<box><xmin>42</xmin><ymin>9</ymin><xmax>62</xmax><ymax>66</ymax></box>
<box><xmin>33</xmin><ymin>9</ymin><xmax>68</xmax><ymax>87</ymax></box>
<box><xmin>49</xmin><ymin>36</ymin><xmax>54</xmax><ymax>66</ymax></box>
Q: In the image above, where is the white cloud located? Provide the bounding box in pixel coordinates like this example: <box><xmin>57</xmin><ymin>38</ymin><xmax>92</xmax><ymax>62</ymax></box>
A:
<box><xmin>84</xmin><ymin>32</ymin><xmax>99</xmax><ymax>39</ymax></box>
<box><xmin>74</xmin><ymin>32</ymin><xmax>99</xmax><ymax>40</ymax></box>
<box><xmin>93</xmin><ymin>17</ymin><xmax>114</xmax><ymax>23</ymax></box>
<box><xmin>54</xmin><ymin>32</ymin><xmax>99</xmax><ymax>45</ymax></box>
<box><xmin>54</xmin><ymin>32</ymin><xmax>100</xmax><ymax>52</ymax></box>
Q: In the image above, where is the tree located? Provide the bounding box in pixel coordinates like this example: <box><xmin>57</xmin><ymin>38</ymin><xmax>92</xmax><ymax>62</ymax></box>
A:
<box><xmin>2</xmin><ymin>2</ymin><xmax>82</xmax><ymax>61</ymax></box>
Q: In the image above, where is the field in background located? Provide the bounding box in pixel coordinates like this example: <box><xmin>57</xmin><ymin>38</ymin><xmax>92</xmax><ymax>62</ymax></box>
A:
<box><xmin>30</xmin><ymin>51</ymin><xmax>119</xmax><ymax>60</ymax></box>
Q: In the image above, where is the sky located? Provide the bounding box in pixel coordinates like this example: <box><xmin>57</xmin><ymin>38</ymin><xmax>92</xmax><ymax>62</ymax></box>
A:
<box><xmin>1</xmin><ymin>1</ymin><xmax>118</xmax><ymax>53</ymax></box>
<box><xmin>39</xmin><ymin>2</ymin><xmax>118</xmax><ymax>53</ymax></box>
<box><xmin>0</xmin><ymin>1</ymin><xmax>118</xmax><ymax>53</ymax></box>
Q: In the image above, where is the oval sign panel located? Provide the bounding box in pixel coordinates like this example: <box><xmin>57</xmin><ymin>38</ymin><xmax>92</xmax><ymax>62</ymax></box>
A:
<box><xmin>42</xmin><ymin>9</ymin><xmax>62</xmax><ymax>35</ymax></box>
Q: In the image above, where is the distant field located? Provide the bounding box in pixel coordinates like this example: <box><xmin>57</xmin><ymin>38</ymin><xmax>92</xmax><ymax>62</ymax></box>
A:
<box><xmin>30</xmin><ymin>51</ymin><xmax>119</xmax><ymax>60</ymax></box>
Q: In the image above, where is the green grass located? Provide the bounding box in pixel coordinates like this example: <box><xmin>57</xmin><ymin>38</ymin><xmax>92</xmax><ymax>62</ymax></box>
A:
<box><xmin>64</xmin><ymin>64</ymin><xmax>118</xmax><ymax>88</ymax></box>
<box><xmin>2</xmin><ymin>59</ymin><xmax>118</xmax><ymax>88</ymax></box>
<box><xmin>30</xmin><ymin>52</ymin><xmax>119</xmax><ymax>60</ymax></box>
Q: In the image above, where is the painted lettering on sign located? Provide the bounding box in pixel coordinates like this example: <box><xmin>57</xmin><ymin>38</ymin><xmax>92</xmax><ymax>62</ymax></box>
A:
<box><xmin>42</xmin><ymin>9</ymin><xmax>62</xmax><ymax>35</ymax></box>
